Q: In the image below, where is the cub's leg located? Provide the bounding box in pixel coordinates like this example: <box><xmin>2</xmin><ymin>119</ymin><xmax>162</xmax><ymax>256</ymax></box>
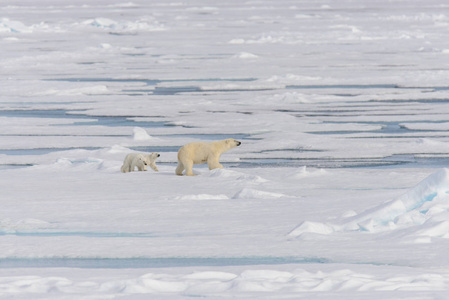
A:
<box><xmin>149</xmin><ymin>162</ymin><xmax>158</xmax><ymax>172</ymax></box>
<box><xmin>121</xmin><ymin>164</ymin><xmax>129</xmax><ymax>173</ymax></box>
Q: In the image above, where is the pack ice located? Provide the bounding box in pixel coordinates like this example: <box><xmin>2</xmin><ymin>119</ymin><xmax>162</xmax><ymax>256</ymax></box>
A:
<box><xmin>3</xmin><ymin>0</ymin><xmax>449</xmax><ymax>299</ymax></box>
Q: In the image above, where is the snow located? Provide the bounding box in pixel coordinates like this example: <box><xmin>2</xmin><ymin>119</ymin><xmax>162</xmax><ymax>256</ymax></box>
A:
<box><xmin>132</xmin><ymin>127</ymin><xmax>153</xmax><ymax>141</ymax></box>
<box><xmin>289</xmin><ymin>168</ymin><xmax>449</xmax><ymax>238</ymax></box>
<box><xmin>3</xmin><ymin>266</ymin><xmax>449</xmax><ymax>298</ymax></box>
<box><xmin>3</xmin><ymin>0</ymin><xmax>449</xmax><ymax>298</ymax></box>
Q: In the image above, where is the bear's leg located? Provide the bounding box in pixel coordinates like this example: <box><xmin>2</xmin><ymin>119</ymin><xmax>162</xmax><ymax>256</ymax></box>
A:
<box><xmin>175</xmin><ymin>161</ymin><xmax>185</xmax><ymax>176</ymax></box>
<box><xmin>207</xmin><ymin>156</ymin><xmax>223</xmax><ymax>170</ymax></box>
<box><xmin>124</xmin><ymin>163</ymin><xmax>133</xmax><ymax>172</ymax></box>
<box><xmin>149</xmin><ymin>162</ymin><xmax>159</xmax><ymax>172</ymax></box>
<box><xmin>120</xmin><ymin>164</ymin><xmax>128</xmax><ymax>173</ymax></box>
<box><xmin>136</xmin><ymin>162</ymin><xmax>146</xmax><ymax>171</ymax></box>
<box><xmin>183</xmin><ymin>160</ymin><xmax>195</xmax><ymax>176</ymax></box>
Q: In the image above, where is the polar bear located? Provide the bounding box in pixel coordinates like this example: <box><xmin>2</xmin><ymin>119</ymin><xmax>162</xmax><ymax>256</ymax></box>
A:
<box><xmin>175</xmin><ymin>138</ymin><xmax>241</xmax><ymax>176</ymax></box>
<box><xmin>121</xmin><ymin>152</ymin><xmax>160</xmax><ymax>173</ymax></box>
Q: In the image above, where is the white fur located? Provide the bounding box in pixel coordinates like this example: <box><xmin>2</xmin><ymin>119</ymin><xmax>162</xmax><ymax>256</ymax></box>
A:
<box><xmin>121</xmin><ymin>152</ymin><xmax>160</xmax><ymax>173</ymax></box>
<box><xmin>176</xmin><ymin>139</ymin><xmax>241</xmax><ymax>176</ymax></box>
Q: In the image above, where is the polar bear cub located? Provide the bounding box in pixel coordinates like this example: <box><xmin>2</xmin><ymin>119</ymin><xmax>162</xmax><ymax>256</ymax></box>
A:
<box><xmin>176</xmin><ymin>138</ymin><xmax>241</xmax><ymax>176</ymax></box>
<box><xmin>121</xmin><ymin>152</ymin><xmax>160</xmax><ymax>173</ymax></box>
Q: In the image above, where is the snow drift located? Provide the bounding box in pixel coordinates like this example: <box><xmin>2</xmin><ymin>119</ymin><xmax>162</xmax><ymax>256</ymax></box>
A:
<box><xmin>290</xmin><ymin>168</ymin><xmax>449</xmax><ymax>240</ymax></box>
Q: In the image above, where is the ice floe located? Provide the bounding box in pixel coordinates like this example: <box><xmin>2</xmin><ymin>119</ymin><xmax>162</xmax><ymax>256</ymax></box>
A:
<box><xmin>0</xmin><ymin>18</ymin><xmax>32</xmax><ymax>33</ymax></box>
<box><xmin>81</xmin><ymin>17</ymin><xmax>166</xmax><ymax>33</ymax></box>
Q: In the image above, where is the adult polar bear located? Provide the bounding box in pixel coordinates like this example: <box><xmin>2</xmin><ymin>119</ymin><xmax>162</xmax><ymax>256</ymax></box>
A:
<box><xmin>121</xmin><ymin>152</ymin><xmax>160</xmax><ymax>173</ymax></box>
<box><xmin>176</xmin><ymin>138</ymin><xmax>241</xmax><ymax>176</ymax></box>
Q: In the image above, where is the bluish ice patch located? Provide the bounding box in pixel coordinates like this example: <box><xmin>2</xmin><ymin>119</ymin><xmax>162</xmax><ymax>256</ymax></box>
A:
<box><xmin>286</xmin><ymin>84</ymin><xmax>398</xmax><ymax>90</ymax></box>
<box><xmin>377</xmin><ymin>123</ymin><xmax>409</xmax><ymax>134</ymax></box>
<box><xmin>309</xmin><ymin>122</ymin><xmax>409</xmax><ymax>136</ymax></box>
<box><xmin>70</xmin><ymin>116</ymin><xmax>166</xmax><ymax>128</ymax></box>
<box><xmin>47</xmin><ymin>77</ymin><xmax>258</xmax><ymax>93</ymax></box>
<box><xmin>429</xmin><ymin>86</ymin><xmax>449</xmax><ymax>91</ymax></box>
<box><xmin>0</xmin><ymin>256</ymin><xmax>330</xmax><ymax>269</ymax></box>
<box><xmin>0</xmin><ymin>109</ymin><xmax>88</xmax><ymax>119</ymax></box>
<box><xmin>47</xmin><ymin>77</ymin><xmax>257</xmax><ymax>83</ymax></box>
<box><xmin>126</xmin><ymin>86</ymin><xmax>272</xmax><ymax>95</ymax></box>
<box><xmin>152</xmin><ymin>86</ymin><xmax>201</xmax><ymax>95</ymax></box>
<box><xmin>425</xmin><ymin>192</ymin><xmax>438</xmax><ymax>202</ymax></box>
<box><xmin>235</xmin><ymin>158</ymin><xmax>398</xmax><ymax>169</ymax></box>
<box><xmin>165</xmin><ymin>133</ymin><xmax>252</xmax><ymax>140</ymax></box>
<box><xmin>0</xmin><ymin>147</ymin><xmax>102</xmax><ymax>156</ymax></box>
<box><xmin>379</xmin><ymin>155</ymin><xmax>449</xmax><ymax>169</ymax></box>
<box><xmin>0</xmin><ymin>109</ymin><xmax>168</xmax><ymax>128</ymax></box>
<box><xmin>47</xmin><ymin>78</ymin><xmax>161</xmax><ymax>85</ymax></box>
<box><xmin>151</xmin><ymin>86</ymin><xmax>272</xmax><ymax>95</ymax></box>
<box><xmin>236</xmin><ymin>154</ymin><xmax>449</xmax><ymax>169</ymax></box>
<box><xmin>129</xmin><ymin>146</ymin><xmax>181</xmax><ymax>153</ymax></box>
<box><xmin>0</xmin><ymin>101</ymin><xmax>81</xmax><ymax>105</ymax></box>
<box><xmin>0</xmin><ymin>164</ymin><xmax>33</xmax><ymax>170</ymax></box>
<box><xmin>259</xmin><ymin>148</ymin><xmax>324</xmax><ymax>153</ymax></box>
<box><xmin>0</xmin><ymin>231</ymin><xmax>157</xmax><ymax>238</ymax></box>
<box><xmin>309</xmin><ymin>130</ymin><xmax>374</xmax><ymax>135</ymax></box>
<box><xmin>409</xmin><ymin>192</ymin><xmax>438</xmax><ymax>211</ymax></box>
<box><xmin>47</xmin><ymin>76</ymin><xmax>258</xmax><ymax>96</ymax></box>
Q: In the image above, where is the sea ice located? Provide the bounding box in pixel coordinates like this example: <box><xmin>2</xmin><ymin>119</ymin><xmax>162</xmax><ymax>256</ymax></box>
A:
<box><xmin>3</xmin><ymin>0</ymin><xmax>449</xmax><ymax>299</ymax></box>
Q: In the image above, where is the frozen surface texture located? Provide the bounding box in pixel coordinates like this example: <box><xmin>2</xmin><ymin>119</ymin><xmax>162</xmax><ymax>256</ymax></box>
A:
<box><xmin>2</xmin><ymin>0</ymin><xmax>449</xmax><ymax>299</ymax></box>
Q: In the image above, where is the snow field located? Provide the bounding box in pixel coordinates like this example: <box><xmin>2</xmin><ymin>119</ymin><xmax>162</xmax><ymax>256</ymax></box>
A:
<box><xmin>1</xmin><ymin>162</ymin><xmax>445</xmax><ymax>267</ymax></box>
<box><xmin>2</xmin><ymin>264</ymin><xmax>449</xmax><ymax>299</ymax></box>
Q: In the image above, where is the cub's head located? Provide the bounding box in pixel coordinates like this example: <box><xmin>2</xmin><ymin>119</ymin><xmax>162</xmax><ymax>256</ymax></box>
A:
<box><xmin>148</xmin><ymin>152</ymin><xmax>160</xmax><ymax>162</ymax></box>
<box><xmin>137</xmin><ymin>155</ymin><xmax>148</xmax><ymax>165</ymax></box>
<box><xmin>225</xmin><ymin>138</ymin><xmax>242</xmax><ymax>149</ymax></box>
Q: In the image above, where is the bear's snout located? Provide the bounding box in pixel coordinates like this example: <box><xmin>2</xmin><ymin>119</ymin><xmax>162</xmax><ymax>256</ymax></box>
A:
<box><xmin>157</xmin><ymin>154</ymin><xmax>160</xmax><ymax>157</ymax></box>
<box><xmin>236</xmin><ymin>141</ymin><xmax>241</xmax><ymax>146</ymax></box>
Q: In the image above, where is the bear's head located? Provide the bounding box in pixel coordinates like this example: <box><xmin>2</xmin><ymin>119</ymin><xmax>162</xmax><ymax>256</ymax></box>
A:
<box><xmin>225</xmin><ymin>138</ymin><xmax>242</xmax><ymax>149</ymax></box>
